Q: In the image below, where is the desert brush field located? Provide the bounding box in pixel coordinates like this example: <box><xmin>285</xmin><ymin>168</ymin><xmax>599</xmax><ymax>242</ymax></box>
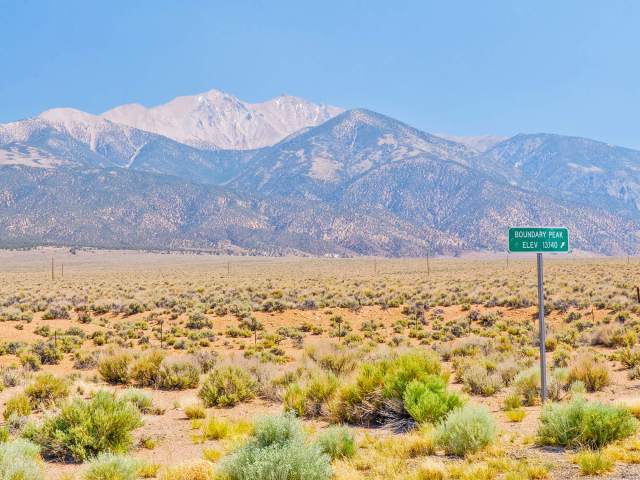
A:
<box><xmin>0</xmin><ymin>249</ymin><xmax>639</xmax><ymax>480</ymax></box>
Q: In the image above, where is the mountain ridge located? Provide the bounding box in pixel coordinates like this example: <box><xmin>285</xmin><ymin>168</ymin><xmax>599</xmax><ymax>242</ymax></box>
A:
<box><xmin>471</xmin><ymin>132</ymin><xmax>640</xmax><ymax>218</ymax></box>
<box><xmin>1</xmin><ymin>92</ymin><xmax>639</xmax><ymax>256</ymax></box>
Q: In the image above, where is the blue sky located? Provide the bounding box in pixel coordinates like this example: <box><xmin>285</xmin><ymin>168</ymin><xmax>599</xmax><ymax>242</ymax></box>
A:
<box><xmin>2</xmin><ymin>1</ymin><xmax>639</xmax><ymax>147</ymax></box>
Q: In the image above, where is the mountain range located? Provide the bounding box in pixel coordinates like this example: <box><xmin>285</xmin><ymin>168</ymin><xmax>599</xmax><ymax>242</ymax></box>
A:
<box><xmin>0</xmin><ymin>89</ymin><xmax>638</xmax><ymax>256</ymax></box>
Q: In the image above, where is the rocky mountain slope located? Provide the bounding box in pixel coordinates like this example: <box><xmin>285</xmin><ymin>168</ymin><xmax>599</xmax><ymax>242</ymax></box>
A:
<box><xmin>1</xmin><ymin>93</ymin><xmax>639</xmax><ymax>256</ymax></box>
<box><xmin>0</xmin><ymin>108</ymin><xmax>251</xmax><ymax>184</ymax></box>
<box><xmin>232</xmin><ymin>110</ymin><xmax>640</xmax><ymax>255</ymax></box>
<box><xmin>469</xmin><ymin>133</ymin><xmax>640</xmax><ymax>219</ymax></box>
<box><xmin>435</xmin><ymin>134</ymin><xmax>507</xmax><ymax>153</ymax></box>
<box><xmin>232</xmin><ymin>109</ymin><xmax>474</xmax><ymax>199</ymax></box>
<box><xmin>0</xmin><ymin>165</ymin><xmax>349</xmax><ymax>255</ymax></box>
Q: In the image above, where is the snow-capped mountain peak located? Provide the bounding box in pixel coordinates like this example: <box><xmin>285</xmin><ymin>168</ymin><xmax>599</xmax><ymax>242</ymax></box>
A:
<box><xmin>101</xmin><ymin>90</ymin><xmax>343</xmax><ymax>149</ymax></box>
<box><xmin>39</xmin><ymin>107</ymin><xmax>97</xmax><ymax>124</ymax></box>
<box><xmin>37</xmin><ymin>108</ymin><xmax>126</xmax><ymax>147</ymax></box>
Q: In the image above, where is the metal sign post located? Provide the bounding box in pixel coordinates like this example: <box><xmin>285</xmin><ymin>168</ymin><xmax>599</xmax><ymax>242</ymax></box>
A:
<box><xmin>536</xmin><ymin>253</ymin><xmax>547</xmax><ymax>402</ymax></box>
<box><xmin>508</xmin><ymin>226</ymin><xmax>569</xmax><ymax>403</ymax></box>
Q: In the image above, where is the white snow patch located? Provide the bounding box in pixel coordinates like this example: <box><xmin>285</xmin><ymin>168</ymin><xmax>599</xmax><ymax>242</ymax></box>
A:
<box><xmin>567</xmin><ymin>162</ymin><xmax>604</xmax><ymax>174</ymax></box>
<box><xmin>0</xmin><ymin>145</ymin><xmax>69</xmax><ymax>168</ymax></box>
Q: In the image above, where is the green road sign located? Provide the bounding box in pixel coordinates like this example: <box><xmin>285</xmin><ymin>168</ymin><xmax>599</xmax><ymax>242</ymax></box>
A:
<box><xmin>508</xmin><ymin>227</ymin><xmax>569</xmax><ymax>253</ymax></box>
<box><xmin>508</xmin><ymin>226</ymin><xmax>569</xmax><ymax>402</ymax></box>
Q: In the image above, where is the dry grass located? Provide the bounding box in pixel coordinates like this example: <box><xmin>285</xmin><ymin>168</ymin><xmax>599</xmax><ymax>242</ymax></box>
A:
<box><xmin>0</xmin><ymin>249</ymin><xmax>639</xmax><ymax>479</ymax></box>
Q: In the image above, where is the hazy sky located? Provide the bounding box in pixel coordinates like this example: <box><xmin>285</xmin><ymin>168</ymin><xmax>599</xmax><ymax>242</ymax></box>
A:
<box><xmin>2</xmin><ymin>1</ymin><xmax>639</xmax><ymax>147</ymax></box>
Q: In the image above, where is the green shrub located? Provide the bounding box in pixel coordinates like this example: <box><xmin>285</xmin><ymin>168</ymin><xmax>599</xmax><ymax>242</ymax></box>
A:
<box><xmin>315</xmin><ymin>350</ymin><xmax>357</xmax><ymax>376</ymax></box>
<box><xmin>98</xmin><ymin>353</ymin><xmax>132</xmax><ymax>385</ymax></box>
<box><xmin>218</xmin><ymin>413</ymin><xmax>331</xmax><ymax>480</ymax></box>
<box><xmin>184</xmin><ymin>404</ymin><xmax>206</xmax><ymax>420</ymax></box>
<box><xmin>302</xmin><ymin>372</ymin><xmax>338</xmax><ymax>411</ymax></box>
<box><xmin>191</xmin><ymin>351</ymin><xmax>218</xmax><ymax>374</ymax></box>
<box><xmin>619</xmin><ymin>347</ymin><xmax>640</xmax><ymax>369</ymax></box>
<box><xmin>505</xmin><ymin>408</ymin><xmax>526</xmax><ymax>422</ymax></box>
<box><xmin>537</xmin><ymin>398</ymin><xmax>637</xmax><ymax>449</ymax></box>
<box><xmin>568</xmin><ymin>354</ymin><xmax>610</xmax><ymax>392</ymax></box>
<box><xmin>570</xmin><ymin>381</ymin><xmax>587</xmax><ymax>395</ymax></box>
<box><xmin>138</xmin><ymin>462</ymin><xmax>160</xmax><ymax>478</ymax></box>
<box><xmin>74</xmin><ymin>351</ymin><xmax>99</xmax><ymax>370</ymax></box>
<box><xmin>120</xmin><ymin>389</ymin><xmax>154</xmax><ymax>414</ymax></box>
<box><xmin>284</xmin><ymin>372</ymin><xmax>338</xmax><ymax>417</ymax></box>
<box><xmin>252</xmin><ymin>414</ymin><xmax>302</xmax><ymax>447</ymax></box>
<box><xmin>0</xmin><ymin>439</ymin><xmax>43</xmax><ymax>480</ymax></box>
<box><xmin>552</xmin><ymin>348</ymin><xmax>571</xmax><ymax>368</ymax></box>
<box><xmin>283</xmin><ymin>384</ymin><xmax>305</xmax><ymax>416</ymax></box>
<box><xmin>186</xmin><ymin>312</ymin><xmax>212</xmax><ymax>330</ymax></box>
<box><xmin>503</xmin><ymin>393</ymin><xmax>522</xmax><ymax>411</ymax></box>
<box><xmin>330</xmin><ymin>350</ymin><xmax>444</xmax><ymax>425</ymax></box>
<box><xmin>315</xmin><ymin>426</ymin><xmax>356</xmax><ymax>460</ymax></box>
<box><xmin>3</xmin><ymin>392</ymin><xmax>32</xmax><ymax>420</ymax></box>
<box><xmin>42</xmin><ymin>306</ymin><xmax>69</xmax><ymax>320</ymax></box>
<box><xmin>83</xmin><ymin>453</ymin><xmax>141</xmax><ymax>480</ymax></box>
<box><xmin>199</xmin><ymin>366</ymin><xmax>255</xmax><ymax>407</ymax></box>
<box><xmin>130</xmin><ymin>350</ymin><xmax>165</xmax><ymax>387</ymax></box>
<box><xmin>513</xmin><ymin>368</ymin><xmax>540</xmax><ymax>406</ymax></box>
<box><xmin>0</xmin><ymin>366</ymin><xmax>22</xmax><ymax>388</ymax></box>
<box><xmin>30</xmin><ymin>341</ymin><xmax>63</xmax><ymax>365</ymax></box>
<box><xmin>24</xmin><ymin>390</ymin><xmax>142</xmax><ymax>462</ymax></box>
<box><xmin>403</xmin><ymin>377</ymin><xmax>464</xmax><ymax>424</ymax></box>
<box><xmin>547</xmin><ymin>368</ymin><xmax>571</xmax><ymax>402</ymax></box>
<box><xmin>328</xmin><ymin>363</ymin><xmax>385</xmax><ymax>425</ymax></box>
<box><xmin>125</xmin><ymin>302</ymin><xmax>144</xmax><ymax>316</ymax></box>
<box><xmin>461</xmin><ymin>364</ymin><xmax>503</xmax><ymax>396</ymax></box>
<box><xmin>24</xmin><ymin>373</ymin><xmax>69</xmax><ymax>409</ymax></box>
<box><xmin>382</xmin><ymin>351</ymin><xmax>442</xmax><ymax>399</ymax></box>
<box><xmin>574</xmin><ymin>450</ymin><xmax>614</xmax><ymax>475</ymax></box>
<box><xmin>19</xmin><ymin>352</ymin><xmax>42</xmax><ymax>371</ymax></box>
<box><xmin>201</xmin><ymin>417</ymin><xmax>231</xmax><ymax>440</ymax></box>
<box><xmin>157</xmin><ymin>360</ymin><xmax>200</xmax><ymax>390</ymax></box>
<box><xmin>434</xmin><ymin>405</ymin><xmax>497</xmax><ymax>457</ymax></box>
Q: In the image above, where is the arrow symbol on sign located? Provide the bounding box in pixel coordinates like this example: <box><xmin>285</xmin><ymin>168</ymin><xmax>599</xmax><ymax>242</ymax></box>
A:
<box><xmin>560</xmin><ymin>242</ymin><xmax>565</xmax><ymax>249</ymax></box>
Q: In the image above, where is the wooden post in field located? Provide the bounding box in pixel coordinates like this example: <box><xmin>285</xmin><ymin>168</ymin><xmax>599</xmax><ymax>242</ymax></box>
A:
<box><xmin>159</xmin><ymin>320</ymin><xmax>164</xmax><ymax>349</ymax></box>
<box><xmin>426</xmin><ymin>249</ymin><xmax>431</xmax><ymax>279</ymax></box>
<box><xmin>227</xmin><ymin>261</ymin><xmax>230</xmax><ymax>275</ymax></box>
<box><xmin>61</xmin><ymin>264</ymin><xmax>64</xmax><ymax>279</ymax></box>
<box><xmin>51</xmin><ymin>258</ymin><xmax>54</xmax><ymax>281</ymax></box>
<box><xmin>636</xmin><ymin>286</ymin><xmax>640</xmax><ymax>304</ymax></box>
<box><xmin>374</xmin><ymin>259</ymin><xmax>377</xmax><ymax>275</ymax></box>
